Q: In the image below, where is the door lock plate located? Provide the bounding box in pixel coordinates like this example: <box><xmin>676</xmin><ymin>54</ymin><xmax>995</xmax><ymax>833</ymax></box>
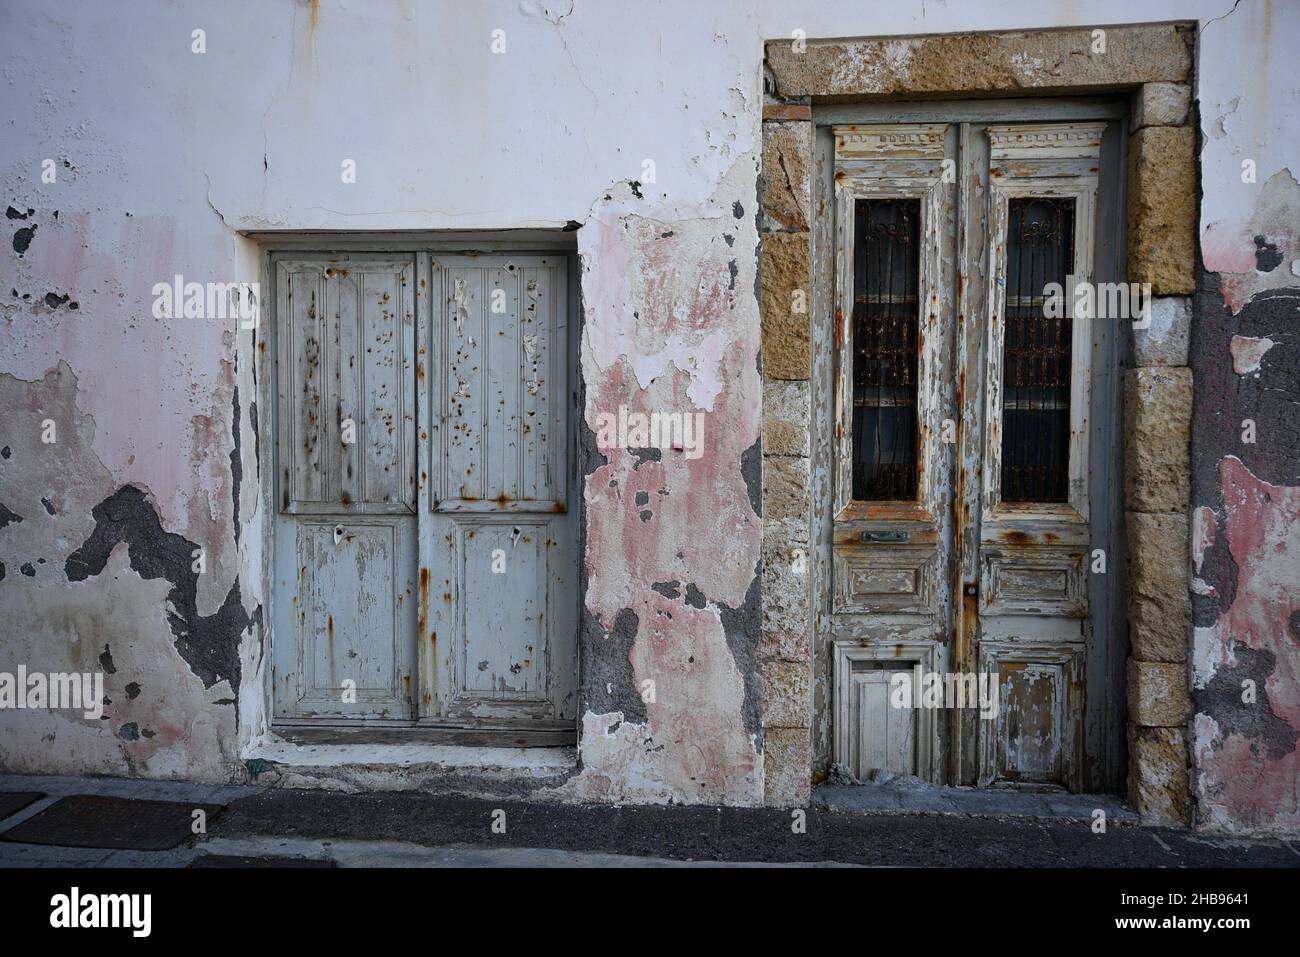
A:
<box><xmin>860</xmin><ymin>530</ymin><xmax>910</xmax><ymax>544</ymax></box>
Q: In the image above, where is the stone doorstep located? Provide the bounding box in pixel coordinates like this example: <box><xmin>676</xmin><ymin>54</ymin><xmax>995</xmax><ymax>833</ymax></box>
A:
<box><xmin>227</xmin><ymin>737</ymin><xmax>583</xmax><ymax>795</ymax></box>
<box><xmin>814</xmin><ymin>782</ymin><xmax>1140</xmax><ymax>825</ymax></box>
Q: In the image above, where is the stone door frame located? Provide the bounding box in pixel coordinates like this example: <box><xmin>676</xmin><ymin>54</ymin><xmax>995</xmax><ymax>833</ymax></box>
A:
<box><xmin>757</xmin><ymin>22</ymin><xmax>1198</xmax><ymax>823</ymax></box>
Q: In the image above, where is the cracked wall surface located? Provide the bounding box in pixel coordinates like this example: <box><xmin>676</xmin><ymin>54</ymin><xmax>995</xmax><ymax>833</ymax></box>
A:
<box><xmin>1</xmin><ymin>1</ymin><xmax>1297</xmax><ymax>822</ymax></box>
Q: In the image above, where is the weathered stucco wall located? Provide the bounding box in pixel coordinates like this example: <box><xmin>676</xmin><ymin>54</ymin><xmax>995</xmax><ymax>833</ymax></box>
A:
<box><xmin>1</xmin><ymin>0</ymin><xmax>1296</xmax><ymax>825</ymax></box>
<box><xmin>1190</xmin><ymin>0</ymin><xmax>1300</xmax><ymax>836</ymax></box>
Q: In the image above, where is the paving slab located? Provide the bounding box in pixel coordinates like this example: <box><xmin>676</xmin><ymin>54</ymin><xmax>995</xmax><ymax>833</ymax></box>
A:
<box><xmin>0</xmin><ymin>792</ymin><xmax>45</xmax><ymax>821</ymax></box>
<box><xmin>0</xmin><ymin>795</ymin><xmax>224</xmax><ymax>851</ymax></box>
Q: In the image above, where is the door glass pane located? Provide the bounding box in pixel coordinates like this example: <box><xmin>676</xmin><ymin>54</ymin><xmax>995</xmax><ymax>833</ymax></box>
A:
<box><xmin>1000</xmin><ymin>197</ymin><xmax>1074</xmax><ymax>503</ymax></box>
<box><xmin>852</xmin><ymin>198</ymin><xmax>920</xmax><ymax>501</ymax></box>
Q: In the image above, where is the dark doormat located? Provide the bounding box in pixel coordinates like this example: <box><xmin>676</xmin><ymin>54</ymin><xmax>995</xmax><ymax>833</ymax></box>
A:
<box><xmin>0</xmin><ymin>792</ymin><xmax>45</xmax><ymax>821</ymax></box>
<box><xmin>189</xmin><ymin>854</ymin><xmax>337</xmax><ymax>868</ymax></box>
<box><xmin>0</xmin><ymin>795</ymin><xmax>224</xmax><ymax>851</ymax></box>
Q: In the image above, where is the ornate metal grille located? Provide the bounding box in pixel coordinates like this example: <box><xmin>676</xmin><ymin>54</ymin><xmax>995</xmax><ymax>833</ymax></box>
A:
<box><xmin>851</xmin><ymin>198</ymin><xmax>920</xmax><ymax>501</ymax></box>
<box><xmin>1000</xmin><ymin>197</ymin><xmax>1075</xmax><ymax>503</ymax></box>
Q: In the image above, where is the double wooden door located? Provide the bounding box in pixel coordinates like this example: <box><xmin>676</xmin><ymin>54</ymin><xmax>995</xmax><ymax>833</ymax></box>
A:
<box><xmin>825</xmin><ymin>115</ymin><xmax>1126</xmax><ymax>791</ymax></box>
<box><xmin>270</xmin><ymin>251</ymin><xmax>578</xmax><ymax>733</ymax></box>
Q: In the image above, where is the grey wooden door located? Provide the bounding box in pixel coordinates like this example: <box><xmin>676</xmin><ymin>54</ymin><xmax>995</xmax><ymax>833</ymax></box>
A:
<box><xmin>826</xmin><ymin>116</ymin><xmax>1125</xmax><ymax>791</ymax></box>
<box><xmin>271</xmin><ymin>251</ymin><xmax>578</xmax><ymax>730</ymax></box>
<box><xmin>419</xmin><ymin>255</ymin><xmax>578</xmax><ymax>729</ymax></box>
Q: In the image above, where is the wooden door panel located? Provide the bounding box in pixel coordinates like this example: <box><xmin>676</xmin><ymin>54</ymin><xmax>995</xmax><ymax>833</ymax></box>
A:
<box><xmin>978</xmin><ymin>641</ymin><xmax>1083</xmax><ymax>788</ymax></box>
<box><xmin>980</xmin><ymin>547</ymin><xmax>1087</xmax><ymax>617</ymax></box>
<box><xmin>421</xmin><ymin>255</ymin><xmax>578</xmax><ymax>728</ymax></box>
<box><xmin>833</xmin><ymin>546</ymin><xmax>936</xmax><ymax>615</ymax></box>
<box><xmin>432</xmin><ymin>261</ymin><xmax>566</xmax><ymax>512</ymax></box>
<box><xmin>855</xmin><ymin>670</ymin><xmax>917</xmax><ymax>777</ymax></box>
<box><xmin>276</xmin><ymin>257</ymin><xmax>416</xmax><ymax>515</ymax></box>
<box><xmin>272</xmin><ymin>518</ymin><xmax>417</xmax><ymax>720</ymax></box>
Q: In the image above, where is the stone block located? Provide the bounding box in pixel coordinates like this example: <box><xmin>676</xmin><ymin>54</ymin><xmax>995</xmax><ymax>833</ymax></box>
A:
<box><xmin>761</xmin><ymin>232</ymin><xmax>811</xmax><ymax>380</ymax></box>
<box><xmin>1129</xmin><ymin>726</ymin><xmax>1190</xmax><ymax>825</ymax></box>
<box><xmin>763</xmin><ymin>727</ymin><xmax>812</xmax><ymax>807</ymax></box>
<box><xmin>1124</xmin><ymin>368</ymin><xmax>1192</xmax><ymax>512</ymax></box>
<box><xmin>761</xmin><ymin>659</ymin><xmax>811</xmax><ymax>729</ymax></box>
<box><xmin>763</xmin><ymin>379</ymin><xmax>810</xmax><ymax>456</ymax></box>
<box><xmin>1133</xmin><ymin>296</ymin><xmax>1191</xmax><ymax>367</ymax></box>
<box><xmin>762</xmin><ymin>121</ymin><xmax>812</xmax><ymax>232</ymax></box>
<box><xmin>1128</xmin><ymin>658</ymin><xmax>1191</xmax><ymax>727</ymax></box>
<box><xmin>1126</xmin><ymin>511</ymin><xmax>1191</xmax><ymax>662</ymax></box>
<box><xmin>1128</xmin><ymin>126</ymin><xmax>1197</xmax><ymax>296</ymax></box>
<box><xmin>1133</xmin><ymin>82</ymin><xmax>1191</xmax><ymax>128</ymax></box>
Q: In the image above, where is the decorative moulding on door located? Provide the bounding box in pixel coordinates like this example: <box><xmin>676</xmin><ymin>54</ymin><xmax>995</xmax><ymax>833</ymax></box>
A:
<box><xmin>832</xmin><ymin>638</ymin><xmax>942</xmax><ymax>783</ymax></box>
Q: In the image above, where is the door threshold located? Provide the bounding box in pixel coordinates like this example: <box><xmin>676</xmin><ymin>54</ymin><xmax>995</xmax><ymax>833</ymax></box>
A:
<box><xmin>272</xmin><ymin>725</ymin><xmax>576</xmax><ymax>749</ymax></box>
<box><xmin>814</xmin><ymin>781</ymin><xmax>1138</xmax><ymax>824</ymax></box>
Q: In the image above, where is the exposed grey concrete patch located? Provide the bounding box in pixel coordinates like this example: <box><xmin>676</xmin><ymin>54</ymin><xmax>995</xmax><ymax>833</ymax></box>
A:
<box><xmin>1192</xmin><ymin>281</ymin><xmax>1300</xmax><ymax>495</ymax></box>
<box><xmin>740</xmin><ymin>437</ymin><xmax>762</xmax><ymax>518</ymax></box>
<box><xmin>629</xmin><ymin>446</ymin><xmax>661</xmax><ymax>469</ymax></box>
<box><xmin>249</xmin><ymin>399</ymin><xmax>260</xmax><ymax>471</ymax></box>
<box><xmin>581</xmin><ymin>606</ymin><xmax>646</xmax><ymax>723</ymax></box>
<box><xmin>650</xmin><ymin>579</ymin><xmax>681</xmax><ymax>600</ymax></box>
<box><xmin>579</xmin><ymin>418</ymin><xmax>606</xmax><ymax>476</ymax></box>
<box><xmin>715</xmin><ymin>567</ymin><xmax>763</xmax><ymax>742</ymax></box>
<box><xmin>1255</xmin><ymin>235</ymin><xmax>1284</xmax><ymax>272</ymax></box>
<box><xmin>229</xmin><ymin>385</ymin><xmax>241</xmax><ymax>545</ymax></box>
<box><xmin>1197</xmin><ymin>644</ymin><xmax>1298</xmax><ymax>760</ymax></box>
<box><xmin>1193</xmin><ymin>504</ymin><xmax>1238</xmax><ymax>626</ymax></box>
<box><xmin>65</xmin><ymin>485</ymin><xmax>252</xmax><ymax>691</ymax></box>
<box><xmin>11</xmin><ymin>223</ymin><xmax>36</xmax><ymax>255</ymax></box>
